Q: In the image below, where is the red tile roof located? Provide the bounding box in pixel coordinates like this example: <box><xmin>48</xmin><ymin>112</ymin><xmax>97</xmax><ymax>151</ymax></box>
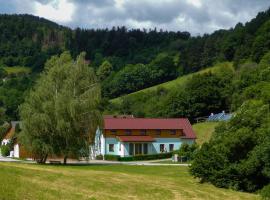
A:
<box><xmin>3</xmin><ymin>128</ymin><xmax>14</xmax><ymax>139</ymax></box>
<box><xmin>104</xmin><ymin>118</ymin><xmax>196</xmax><ymax>139</ymax></box>
<box><xmin>117</xmin><ymin>136</ymin><xmax>155</xmax><ymax>142</ymax></box>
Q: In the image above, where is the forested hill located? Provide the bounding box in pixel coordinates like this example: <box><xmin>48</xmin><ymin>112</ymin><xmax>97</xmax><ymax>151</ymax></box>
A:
<box><xmin>1</xmin><ymin>8</ymin><xmax>270</xmax><ymax>74</ymax></box>
<box><xmin>0</xmin><ymin>14</ymin><xmax>69</xmax><ymax>71</ymax></box>
<box><xmin>1</xmin><ymin>8</ymin><xmax>270</xmax><ymax>121</ymax></box>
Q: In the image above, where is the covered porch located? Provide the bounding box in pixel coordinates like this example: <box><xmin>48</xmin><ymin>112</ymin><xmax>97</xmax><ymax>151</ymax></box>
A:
<box><xmin>117</xmin><ymin>136</ymin><xmax>155</xmax><ymax>156</ymax></box>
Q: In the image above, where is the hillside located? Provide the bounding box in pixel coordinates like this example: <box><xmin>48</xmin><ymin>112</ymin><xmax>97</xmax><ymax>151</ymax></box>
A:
<box><xmin>111</xmin><ymin>62</ymin><xmax>232</xmax><ymax>103</ymax></box>
<box><xmin>107</xmin><ymin>62</ymin><xmax>234</xmax><ymax>121</ymax></box>
<box><xmin>1</xmin><ymin>8</ymin><xmax>270</xmax><ymax>121</ymax></box>
<box><xmin>0</xmin><ymin>163</ymin><xmax>259</xmax><ymax>200</ymax></box>
<box><xmin>192</xmin><ymin>122</ymin><xmax>219</xmax><ymax>145</ymax></box>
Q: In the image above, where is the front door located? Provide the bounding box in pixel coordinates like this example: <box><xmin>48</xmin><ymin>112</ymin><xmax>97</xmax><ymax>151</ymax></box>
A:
<box><xmin>129</xmin><ymin>143</ymin><xmax>149</xmax><ymax>156</ymax></box>
<box><xmin>135</xmin><ymin>143</ymin><xmax>142</xmax><ymax>155</ymax></box>
<box><xmin>143</xmin><ymin>143</ymin><xmax>148</xmax><ymax>154</ymax></box>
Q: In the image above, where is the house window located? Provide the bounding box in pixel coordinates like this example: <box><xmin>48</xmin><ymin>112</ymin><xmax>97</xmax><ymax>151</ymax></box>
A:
<box><xmin>140</xmin><ymin>130</ymin><xmax>146</xmax><ymax>135</ymax></box>
<box><xmin>169</xmin><ymin>144</ymin><xmax>174</xmax><ymax>152</ymax></box>
<box><xmin>160</xmin><ymin>144</ymin><xmax>165</xmax><ymax>152</ymax></box>
<box><xmin>170</xmin><ymin>130</ymin><xmax>176</xmax><ymax>135</ymax></box>
<box><xmin>109</xmin><ymin>144</ymin><xmax>114</xmax><ymax>152</ymax></box>
<box><xmin>110</xmin><ymin>130</ymin><xmax>117</xmax><ymax>134</ymax></box>
<box><xmin>124</xmin><ymin>130</ymin><xmax>131</xmax><ymax>135</ymax></box>
<box><xmin>156</xmin><ymin>130</ymin><xmax>161</xmax><ymax>135</ymax></box>
<box><xmin>143</xmin><ymin>143</ymin><xmax>148</xmax><ymax>154</ymax></box>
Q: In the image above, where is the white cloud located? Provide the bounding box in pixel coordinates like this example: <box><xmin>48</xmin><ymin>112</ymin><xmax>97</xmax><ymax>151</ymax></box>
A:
<box><xmin>34</xmin><ymin>0</ymin><xmax>75</xmax><ymax>23</ymax></box>
<box><xmin>0</xmin><ymin>0</ymin><xmax>269</xmax><ymax>34</ymax></box>
<box><xmin>187</xmin><ymin>0</ymin><xmax>202</xmax><ymax>8</ymax></box>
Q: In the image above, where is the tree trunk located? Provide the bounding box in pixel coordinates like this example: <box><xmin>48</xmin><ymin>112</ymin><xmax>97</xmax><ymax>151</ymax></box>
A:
<box><xmin>63</xmin><ymin>155</ymin><xmax>68</xmax><ymax>165</ymax></box>
<box><xmin>43</xmin><ymin>154</ymin><xmax>48</xmax><ymax>164</ymax></box>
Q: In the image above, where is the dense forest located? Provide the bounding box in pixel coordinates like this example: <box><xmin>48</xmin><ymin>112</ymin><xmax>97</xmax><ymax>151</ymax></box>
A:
<box><xmin>1</xmin><ymin>8</ymin><xmax>270</xmax><ymax>122</ymax></box>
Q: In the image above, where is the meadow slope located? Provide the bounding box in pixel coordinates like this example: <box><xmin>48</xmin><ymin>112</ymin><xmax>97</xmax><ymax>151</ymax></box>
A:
<box><xmin>0</xmin><ymin>162</ymin><xmax>259</xmax><ymax>200</ymax></box>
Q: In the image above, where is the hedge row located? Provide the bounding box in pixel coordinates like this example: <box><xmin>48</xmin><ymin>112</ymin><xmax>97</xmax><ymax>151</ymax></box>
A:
<box><xmin>104</xmin><ymin>152</ymin><xmax>173</xmax><ymax>161</ymax></box>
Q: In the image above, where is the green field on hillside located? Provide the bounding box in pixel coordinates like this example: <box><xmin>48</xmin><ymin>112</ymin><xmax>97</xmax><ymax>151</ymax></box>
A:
<box><xmin>3</xmin><ymin>66</ymin><xmax>31</xmax><ymax>75</ymax></box>
<box><xmin>0</xmin><ymin>162</ymin><xmax>258</xmax><ymax>200</ymax></box>
<box><xmin>192</xmin><ymin>122</ymin><xmax>219</xmax><ymax>145</ymax></box>
<box><xmin>108</xmin><ymin>62</ymin><xmax>233</xmax><ymax>118</ymax></box>
<box><xmin>112</xmin><ymin>62</ymin><xmax>232</xmax><ymax>103</ymax></box>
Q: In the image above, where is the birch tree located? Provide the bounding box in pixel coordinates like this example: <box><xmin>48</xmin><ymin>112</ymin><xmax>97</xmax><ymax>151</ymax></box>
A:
<box><xmin>20</xmin><ymin>52</ymin><xmax>102</xmax><ymax>164</ymax></box>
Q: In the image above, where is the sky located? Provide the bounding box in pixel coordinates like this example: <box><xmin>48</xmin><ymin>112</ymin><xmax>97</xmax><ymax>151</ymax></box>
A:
<box><xmin>0</xmin><ymin>0</ymin><xmax>270</xmax><ymax>35</ymax></box>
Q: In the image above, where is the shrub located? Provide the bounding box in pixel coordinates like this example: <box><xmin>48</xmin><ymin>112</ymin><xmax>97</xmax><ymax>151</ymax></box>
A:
<box><xmin>104</xmin><ymin>155</ymin><xmax>120</xmax><ymax>161</ymax></box>
<box><xmin>176</xmin><ymin>143</ymin><xmax>199</xmax><ymax>160</ymax></box>
<box><xmin>0</xmin><ymin>145</ymin><xmax>11</xmax><ymax>157</ymax></box>
<box><xmin>260</xmin><ymin>185</ymin><xmax>270</xmax><ymax>200</ymax></box>
<box><xmin>104</xmin><ymin>152</ymin><xmax>173</xmax><ymax>161</ymax></box>
<box><xmin>95</xmin><ymin>154</ymin><xmax>103</xmax><ymax>160</ymax></box>
<box><xmin>190</xmin><ymin>100</ymin><xmax>270</xmax><ymax>192</ymax></box>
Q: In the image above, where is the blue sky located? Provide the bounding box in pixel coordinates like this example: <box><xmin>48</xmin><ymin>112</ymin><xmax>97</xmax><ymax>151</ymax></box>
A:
<box><xmin>0</xmin><ymin>0</ymin><xmax>269</xmax><ymax>35</ymax></box>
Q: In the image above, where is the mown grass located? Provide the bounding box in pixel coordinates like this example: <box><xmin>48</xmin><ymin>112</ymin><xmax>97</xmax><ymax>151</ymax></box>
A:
<box><xmin>3</xmin><ymin>66</ymin><xmax>31</xmax><ymax>75</ymax></box>
<box><xmin>111</xmin><ymin>62</ymin><xmax>232</xmax><ymax>104</ymax></box>
<box><xmin>192</xmin><ymin>122</ymin><xmax>219</xmax><ymax>145</ymax></box>
<box><xmin>0</xmin><ymin>162</ymin><xmax>259</xmax><ymax>200</ymax></box>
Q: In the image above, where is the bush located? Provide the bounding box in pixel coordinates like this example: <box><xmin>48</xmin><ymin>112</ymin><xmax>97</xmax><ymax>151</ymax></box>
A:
<box><xmin>95</xmin><ymin>154</ymin><xmax>103</xmax><ymax>160</ymax></box>
<box><xmin>104</xmin><ymin>152</ymin><xmax>173</xmax><ymax>161</ymax></box>
<box><xmin>176</xmin><ymin>143</ymin><xmax>199</xmax><ymax>160</ymax></box>
<box><xmin>260</xmin><ymin>185</ymin><xmax>270</xmax><ymax>200</ymax></box>
<box><xmin>190</xmin><ymin>100</ymin><xmax>270</xmax><ymax>192</ymax></box>
<box><xmin>104</xmin><ymin>155</ymin><xmax>120</xmax><ymax>161</ymax></box>
<box><xmin>0</xmin><ymin>145</ymin><xmax>11</xmax><ymax>157</ymax></box>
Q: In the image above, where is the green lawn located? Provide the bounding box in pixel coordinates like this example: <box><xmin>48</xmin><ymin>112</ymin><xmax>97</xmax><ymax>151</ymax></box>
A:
<box><xmin>111</xmin><ymin>62</ymin><xmax>232</xmax><ymax>104</ymax></box>
<box><xmin>192</xmin><ymin>122</ymin><xmax>219</xmax><ymax>145</ymax></box>
<box><xmin>3</xmin><ymin>66</ymin><xmax>31</xmax><ymax>75</ymax></box>
<box><xmin>0</xmin><ymin>162</ymin><xmax>259</xmax><ymax>200</ymax></box>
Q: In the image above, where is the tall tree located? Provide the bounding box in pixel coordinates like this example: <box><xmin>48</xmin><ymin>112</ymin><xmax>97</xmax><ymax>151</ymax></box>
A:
<box><xmin>96</xmin><ymin>60</ymin><xmax>113</xmax><ymax>81</ymax></box>
<box><xmin>19</xmin><ymin>52</ymin><xmax>102</xmax><ymax>164</ymax></box>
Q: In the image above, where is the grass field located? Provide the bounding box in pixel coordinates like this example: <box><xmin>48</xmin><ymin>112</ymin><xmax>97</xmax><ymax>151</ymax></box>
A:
<box><xmin>192</xmin><ymin>122</ymin><xmax>219</xmax><ymax>145</ymax></box>
<box><xmin>3</xmin><ymin>66</ymin><xmax>31</xmax><ymax>75</ymax></box>
<box><xmin>0</xmin><ymin>162</ymin><xmax>259</xmax><ymax>200</ymax></box>
<box><xmin>111</xmin><ymin>62</ymin><xmax>232</xmax><ymax>103</ymax></box>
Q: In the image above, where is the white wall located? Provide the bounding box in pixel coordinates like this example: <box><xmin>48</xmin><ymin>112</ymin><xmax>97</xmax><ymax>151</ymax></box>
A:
<box><xmin>1</xmin><ymin>139</ymin><xmax>10</xmax><ymax>146</ymax></box>
<box><xmin>13</xmin><ymin>144</ymin><xmax>19</xmax><ymax>158</ymax></box>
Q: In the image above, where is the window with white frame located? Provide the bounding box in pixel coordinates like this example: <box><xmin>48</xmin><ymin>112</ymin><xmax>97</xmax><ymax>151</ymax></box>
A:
<box><xmin>109</xmin><ymin>144</ymin><xmax>114</xmax><ymax>152</ymax></box>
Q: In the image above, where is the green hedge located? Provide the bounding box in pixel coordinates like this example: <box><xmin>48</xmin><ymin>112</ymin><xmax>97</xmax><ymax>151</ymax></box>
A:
<box><xmin>0</xmin><ymin>145</ymin><xmax>11</xmax><ymax>157</ymax></box>
<box><xmin>104</xmin><ymin>152</ymin><xmax>173</xmax><ymax>161</ymax></box>
<box><xmin>104</xmin><ymin>154</ymin><xmax>120</xmax><ymax>161</ymax></box>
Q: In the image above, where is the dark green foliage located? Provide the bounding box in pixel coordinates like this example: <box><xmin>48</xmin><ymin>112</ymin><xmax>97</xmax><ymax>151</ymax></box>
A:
<box><xmin>109</xmin><ymin>63</ymin><xmax>234</xmax><ymax>122</ymax></box>
<box><xmin>104</xmin><ymin>152</ymin><xmax>173</xmax><ymax>161</ymax></box>
<box><xmin>189</xmin><ymin>53</ymin><xmax>270</xmax><ymax>196</ymax></box>
<box><xmin>0</xmin><ymin>14</ymin><xmax>67</xmax><ymax>71</ymax></box>
<box><xmin>0</xmin><ymin>145</ymin><xmax>11</xmax><ymax>157</ymax></box>
<box><xmin>260</xmin><ymin>185</ymin><xmax>270</xmax><ymax>200</ymax></box>
<box><xmin>0</xmin><ymin>67</ymin><xmax>7</xmax><ymax>79</ymax></box>
<box><xmin>96</xmin><ymin>60</ymin><xmax>113</xmax><ymax>81</ymax></box>
<box><xmin>0</xmin><ymin>76</ymin><xmax>34</xmax><ymax>120</ymax></box>
<box><xmin>190</xmin><ymin>100</ymin><xmax>270</xmax><ymax>192</ymax></box>
<box><xmin>104</xmin><ymin>154</ymin><xmax>121</xmax><ymax>161</ymax></box>
<box><xmin>176</xmin><ymin>143</ymin><xmax>199</xmax><ymax>160</ymax></box>
<box><xmin>102</xmin><ymin>53</ymin><xmax>179</xmax><ymax>98</ymax></box>
<box><xmin>1</xmin><ymin>9</ymin><xmax>270</xmax><ymax>101</ymax></box>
